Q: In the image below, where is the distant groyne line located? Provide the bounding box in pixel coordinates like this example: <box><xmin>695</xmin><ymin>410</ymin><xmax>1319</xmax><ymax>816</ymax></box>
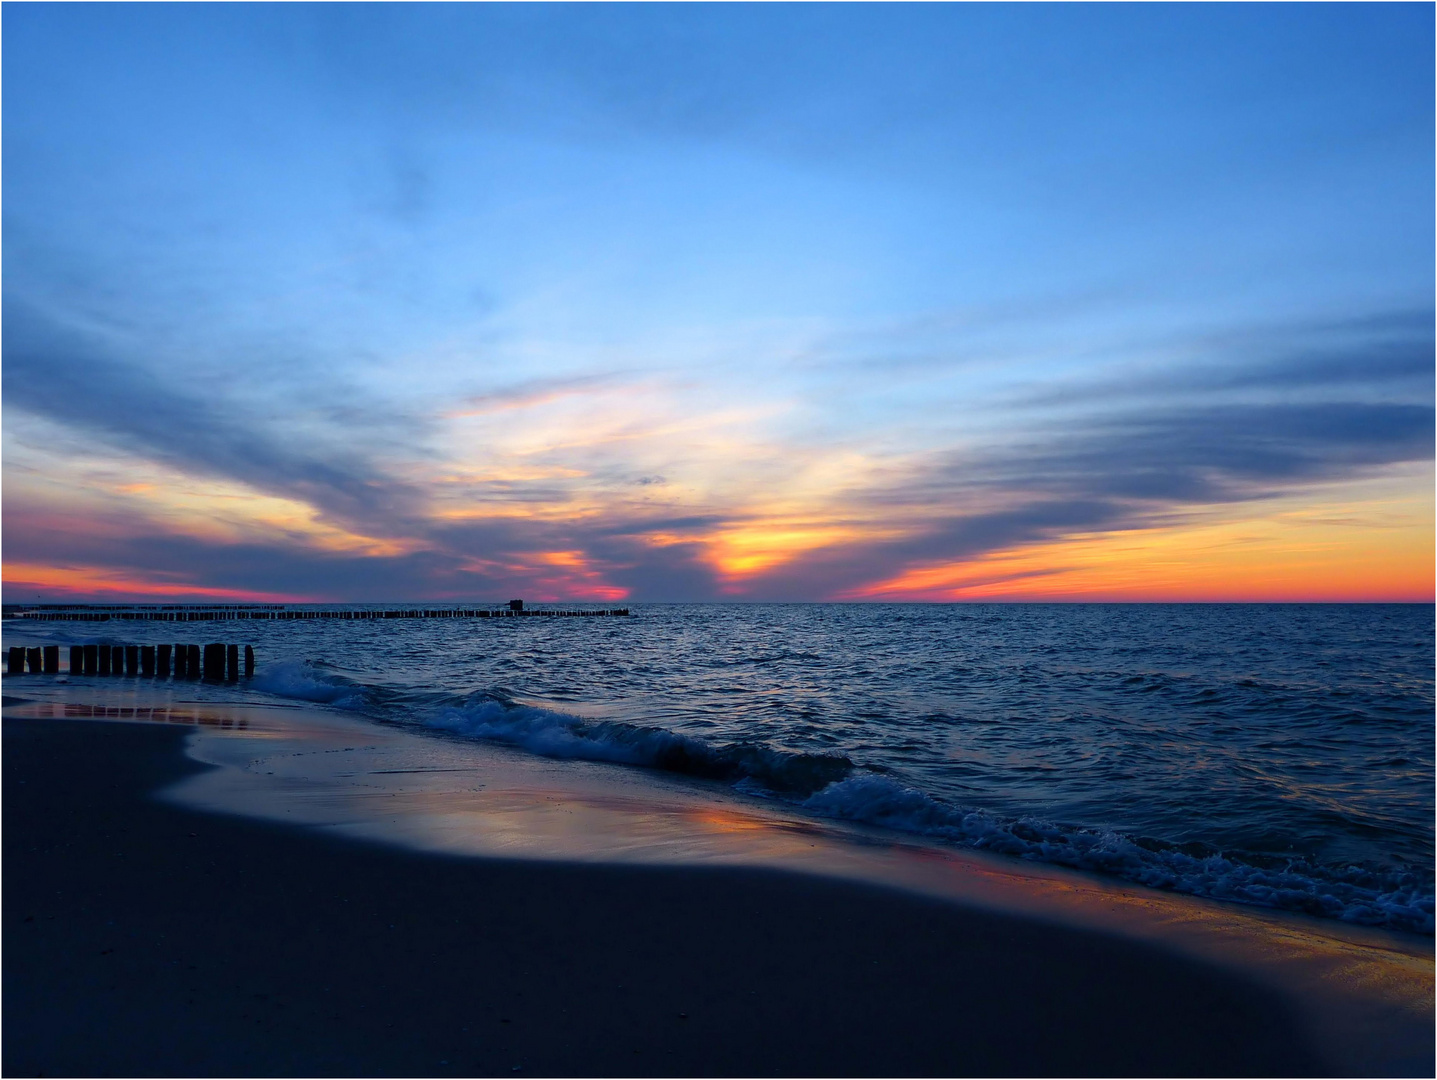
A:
<box><xmin>3</xmin><ymin>602</ymin><xmax>630</xmax><ymax>623</ymax></box>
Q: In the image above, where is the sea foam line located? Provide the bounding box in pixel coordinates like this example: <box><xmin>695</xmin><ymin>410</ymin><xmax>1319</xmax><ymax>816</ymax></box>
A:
<box><xmin>250</xmin><ymin>660</ymin><xmax>1434</xmax><ymax>934</ymax></box>
<box><xmin>801</xmin><ymin>775</ymin><xmax>1435</xmax><ymax>934</ymax></box>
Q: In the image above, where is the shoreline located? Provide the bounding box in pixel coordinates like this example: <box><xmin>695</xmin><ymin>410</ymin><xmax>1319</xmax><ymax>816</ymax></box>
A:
<box><xmin>4</xmin><ymin>606</ymin><xmax>1430</xmax><ymax>938</ymax></box>
<box><xmin>4</xmin><ymin>692</ymin><xmax>1434</xmax><ymax>1075</ymax></box>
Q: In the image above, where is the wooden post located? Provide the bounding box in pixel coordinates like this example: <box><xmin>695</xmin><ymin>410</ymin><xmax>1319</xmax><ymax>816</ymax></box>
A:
<box><xmin>244</xmin><ymin>645</ymin><xmax>255</xmax><ymax>678</ymax></box>
<box><xmin>173</xmin><ymin>644</ymin><xmax>188</xmax><ymax>679</ymax></box>
<box><xmin>70</xmin><ymin>645</ymin><xmax>83</xmax><ymax>675</ymax></box>
<box><xmin>187</xmin><ymin>644</ymin><xmax>202</xmax><ymax>680</ymax></box>
<box><xmin>98</xmin><ymin>644</ymin><xmax>112</xmax><ymax>676</ymax></box>
<box><xmin>157</xmin><ymin>644</ymin><xmax>172</xmax><ymax>678</ymax></box>
<box><xmin>141</xmin><ymin>645</ymin><xmax>156</xmax><ymax>677</ymax></box>
<box><xmin>125</xmin><ymin>645</ymin><xmax>140</xmax><ymax>676</ymax></box>
<box><xmin>7</xmin><ymin>646</ymin><xmax>24</xmax><ymax>675</ymax></box>
<box><xmin>203</xmin><ymin>643</ymin><xmax>225</xmax><ymax>682</ymax></box>
<box><xmin>83</xmin><ymin>644</ymin><xmax>98</xmax><ymax>675</ymax></box>
<box><xmin>27</xmin><ymin>647</ymin><xmax>43</xmax><ymax>674</ymax></box>
<box><xmin>226</xmin><ymin>644</ymin><xmax>239</xmax><ymax>681</ymax></box>
<box><xmin>43</xmin><ymin>646</ymin><xmax>59</xmax><ymax>673</ymax></box>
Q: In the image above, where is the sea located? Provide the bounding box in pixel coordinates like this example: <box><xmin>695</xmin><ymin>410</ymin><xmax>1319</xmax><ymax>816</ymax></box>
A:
<box><xmin>5</xmin><ymin>602</ymin><xmax>1433</xmax><ymax>935</ymax></box>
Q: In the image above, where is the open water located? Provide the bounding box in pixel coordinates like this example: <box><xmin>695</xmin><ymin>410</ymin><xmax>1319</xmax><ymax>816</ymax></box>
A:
<box><xmin>6</xmin><ymin>603</ymin><xmax>1433</xmax><ymax>934</ymax></box>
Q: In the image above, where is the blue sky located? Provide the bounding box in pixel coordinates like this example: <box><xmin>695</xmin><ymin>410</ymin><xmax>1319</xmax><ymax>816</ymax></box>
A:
<box><xmin>4</xmin><ymin>3</ymin><xmax>1433</xmax><ymax>602</ymax></box>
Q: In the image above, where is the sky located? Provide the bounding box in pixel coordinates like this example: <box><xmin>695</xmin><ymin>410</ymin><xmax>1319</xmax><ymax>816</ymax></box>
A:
<box><xmin>3</xmin><ymin>3</ymin><xmax>1433</xmax><ymax>603</ymax></box>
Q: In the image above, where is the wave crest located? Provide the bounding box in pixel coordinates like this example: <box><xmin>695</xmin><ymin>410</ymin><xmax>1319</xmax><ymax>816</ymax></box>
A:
<box><xmin>426</xmin><ymin>696</ymin><xmax>852</xmax><ymax>796</ymax></box>
<box><xmin>246</xmin><ymin>662</ymin><xmax>1433</xmax><ymax>935</ymax></box>
<box><xmin>251</xmin><ymin>659</ymin><xmax>375</xmax><ymax>710</ymax></box>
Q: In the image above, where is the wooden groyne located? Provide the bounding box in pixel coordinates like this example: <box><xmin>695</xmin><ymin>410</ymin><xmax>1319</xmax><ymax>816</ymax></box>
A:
<box><xmin>6</xmin><ymin>642</ymin><xmax>255</xmax><ymax>680</ymax></box>
<box><xmin>3</xmin><ymin>601</ymin><xmax>630</xmax><ymax>623</ymax></box>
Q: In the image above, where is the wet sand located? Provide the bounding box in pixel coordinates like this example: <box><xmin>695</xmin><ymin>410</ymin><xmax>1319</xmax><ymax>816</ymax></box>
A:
<box><xmin>1</xmin><ymin>714</ymin><xmax>1340</xmax><ymax>1077</ymax></box>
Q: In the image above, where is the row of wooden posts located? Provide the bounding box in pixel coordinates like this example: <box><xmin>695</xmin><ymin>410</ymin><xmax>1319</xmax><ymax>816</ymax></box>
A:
<box><xmin>10</xmin><ymin>603</ymin><xmax>631</xmax><ymax>623</ymax></box>
<box><xmin>6</xmin><ymin>643</ymin><xmax>254</xmax><ymax>681</ymax></box>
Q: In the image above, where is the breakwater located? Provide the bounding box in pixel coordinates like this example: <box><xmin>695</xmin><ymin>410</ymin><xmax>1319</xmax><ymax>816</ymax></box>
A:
<box><xmin>4</xmin><ymin>602</ymin><xmax>630</xmax><ymax>623</ymax></box>
<box><xmin>6</xmin><ymin>642</ymin><xmax>254</xmax><ymax>680</ymax></box>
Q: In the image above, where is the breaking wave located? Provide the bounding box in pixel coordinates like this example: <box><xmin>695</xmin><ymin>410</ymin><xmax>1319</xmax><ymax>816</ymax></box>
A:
<box><xmin>424</xmin><ymin>695</ymin><xmax>854</xmax><ymax>796</ymax></box>
<box><xmin>251</xmin><ymin>659</ymin><xmax>377</xmax><ymax>711</ymax></box>
<box><xmin>250</xmin><ymin>655</ymin><xmax>1434</xmax><ymax>935</ymax></box>
<box><xmin>252</xmin><ymin>660</ymin><xmax>852</xmax><ymax>796</ymax></box>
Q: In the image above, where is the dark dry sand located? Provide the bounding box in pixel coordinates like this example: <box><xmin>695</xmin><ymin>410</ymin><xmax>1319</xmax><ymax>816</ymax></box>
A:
<box><xmin>5</xmin><ymin>716</ymin><xmax>1326</xmax><ymax>1077</ymax></box>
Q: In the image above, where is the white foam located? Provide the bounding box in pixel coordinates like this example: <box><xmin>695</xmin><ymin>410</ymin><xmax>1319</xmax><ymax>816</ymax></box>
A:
<box><xmin>423</xmin><ymin>697</ymin><xmax>853</xmax><ymax>794</ymax></box>
<box><xmin>242</xmin><ymin>661</ymin><xmax>1436</xmax><ymax>935</ymax></box>
<box><xmin>250</xmin><ymin>659</ymin><xmax>372</xmax><ymax>711</ymax></box>
<box><xmin>801</xmin><ymin>775</ymin><xmax>1435</xmax><ymax>934</ymax></box>
<box><xmin>425</xmin><ymin>699</ymin><xmax>660</xmax><ymax>765</ymax></box>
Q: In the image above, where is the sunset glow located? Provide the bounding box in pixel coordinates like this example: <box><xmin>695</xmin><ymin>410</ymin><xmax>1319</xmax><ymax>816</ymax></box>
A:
<box><xmin>4</xmin><ymin>5</ymin><xmax>1431</xmax><ymax>603</ymax></box>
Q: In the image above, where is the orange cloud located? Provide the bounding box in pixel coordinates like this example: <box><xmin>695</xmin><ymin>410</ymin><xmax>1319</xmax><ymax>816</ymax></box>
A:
<box><xmin>519</xmin><ymin>550</ymin><xmax>629</xmax><ymax>601</ymax></box>
<box><xmin>844</xmin><ymin>500</ymin><xmax>1434</xmax><ymax>603</ymax></box>
<box><xmin>3</xmin><ymin>562</ymin><xmax>309</xmax><ymax>603</ymax></box>
<box><xmin>702</xmin><ymin>520</ymin><xmax>906</xmax><ymax>581</ymax></box>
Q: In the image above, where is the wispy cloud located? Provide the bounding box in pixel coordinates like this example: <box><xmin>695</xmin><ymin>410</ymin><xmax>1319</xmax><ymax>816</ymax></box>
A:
<box><xmin>3</xmin><ymin>297</ymin><xmax>430</xmax><ymax>534</ymax></box>
<box><xmin>3</xmin><ymin>5</ymin><xmax>1430</xmax><ymax>602</ymax></box>
<box><xmin>5</xmin><ymin>297</ymin><xmax>1432</xmax><ymax>601</ymax></box>
<box><xmin>446</xmin><ymin>373</ymin><xmax>633</xmax><ymax>417</ymax></box>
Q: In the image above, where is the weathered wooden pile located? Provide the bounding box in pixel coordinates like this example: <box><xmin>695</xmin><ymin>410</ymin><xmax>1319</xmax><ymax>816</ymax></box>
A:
<box><xmin>6</xmin><ymin>643</ymin><xmax>253</xmax><ymax>681</ymax></box>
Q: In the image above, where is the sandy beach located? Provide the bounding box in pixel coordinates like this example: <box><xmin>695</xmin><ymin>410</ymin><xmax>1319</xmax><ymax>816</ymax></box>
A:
<box><xmin>2</xmin><ymin>709</ymin><xmax>1370</xmax><ymax>1077</ymax></box>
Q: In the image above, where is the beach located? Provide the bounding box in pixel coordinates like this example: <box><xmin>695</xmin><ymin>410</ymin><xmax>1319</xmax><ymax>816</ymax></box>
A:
<box><xmin>5</xmin><ymin>704</ymin><xmax>1431</xmax><ymax>1077</ymax></box>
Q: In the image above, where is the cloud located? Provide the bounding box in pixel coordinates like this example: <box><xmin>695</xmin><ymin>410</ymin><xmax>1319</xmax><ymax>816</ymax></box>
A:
<box><xmin>989</xmin><ymin>402</ymin><xmax>1433</xmax><ymax>505</ymax></box>
<box><xmin>447</xmin><ymin>373</ymin><xmax>630</xmax><ymax>417</ymax></box>
<box><xmin>1019</xmin><ymin>309</ymin><xmax>1436</xmax><ymax>410</ymax></box>
<box><xmin>733</xmin><ymin>392</ymin><xmax>1433</xmax><ymax>599</ymax></box>
<box><xmin>2</xmin><ymin>495</ymin><xmax>614</xmax><ymax>602</ymax></box>
<box><xmin>585</xmin><ymin>537</ymin><xmax>722</xmax><ymax>602</ymax></box>
<box><xmin>2</xmin><ymin>297</ymin><xmax>428</xmax><ymax>532</ymax></box>
<box><xmin>4</xmin><ymin>288</ymin><xmax>1431</xmax><ymax>602</ymax></box>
